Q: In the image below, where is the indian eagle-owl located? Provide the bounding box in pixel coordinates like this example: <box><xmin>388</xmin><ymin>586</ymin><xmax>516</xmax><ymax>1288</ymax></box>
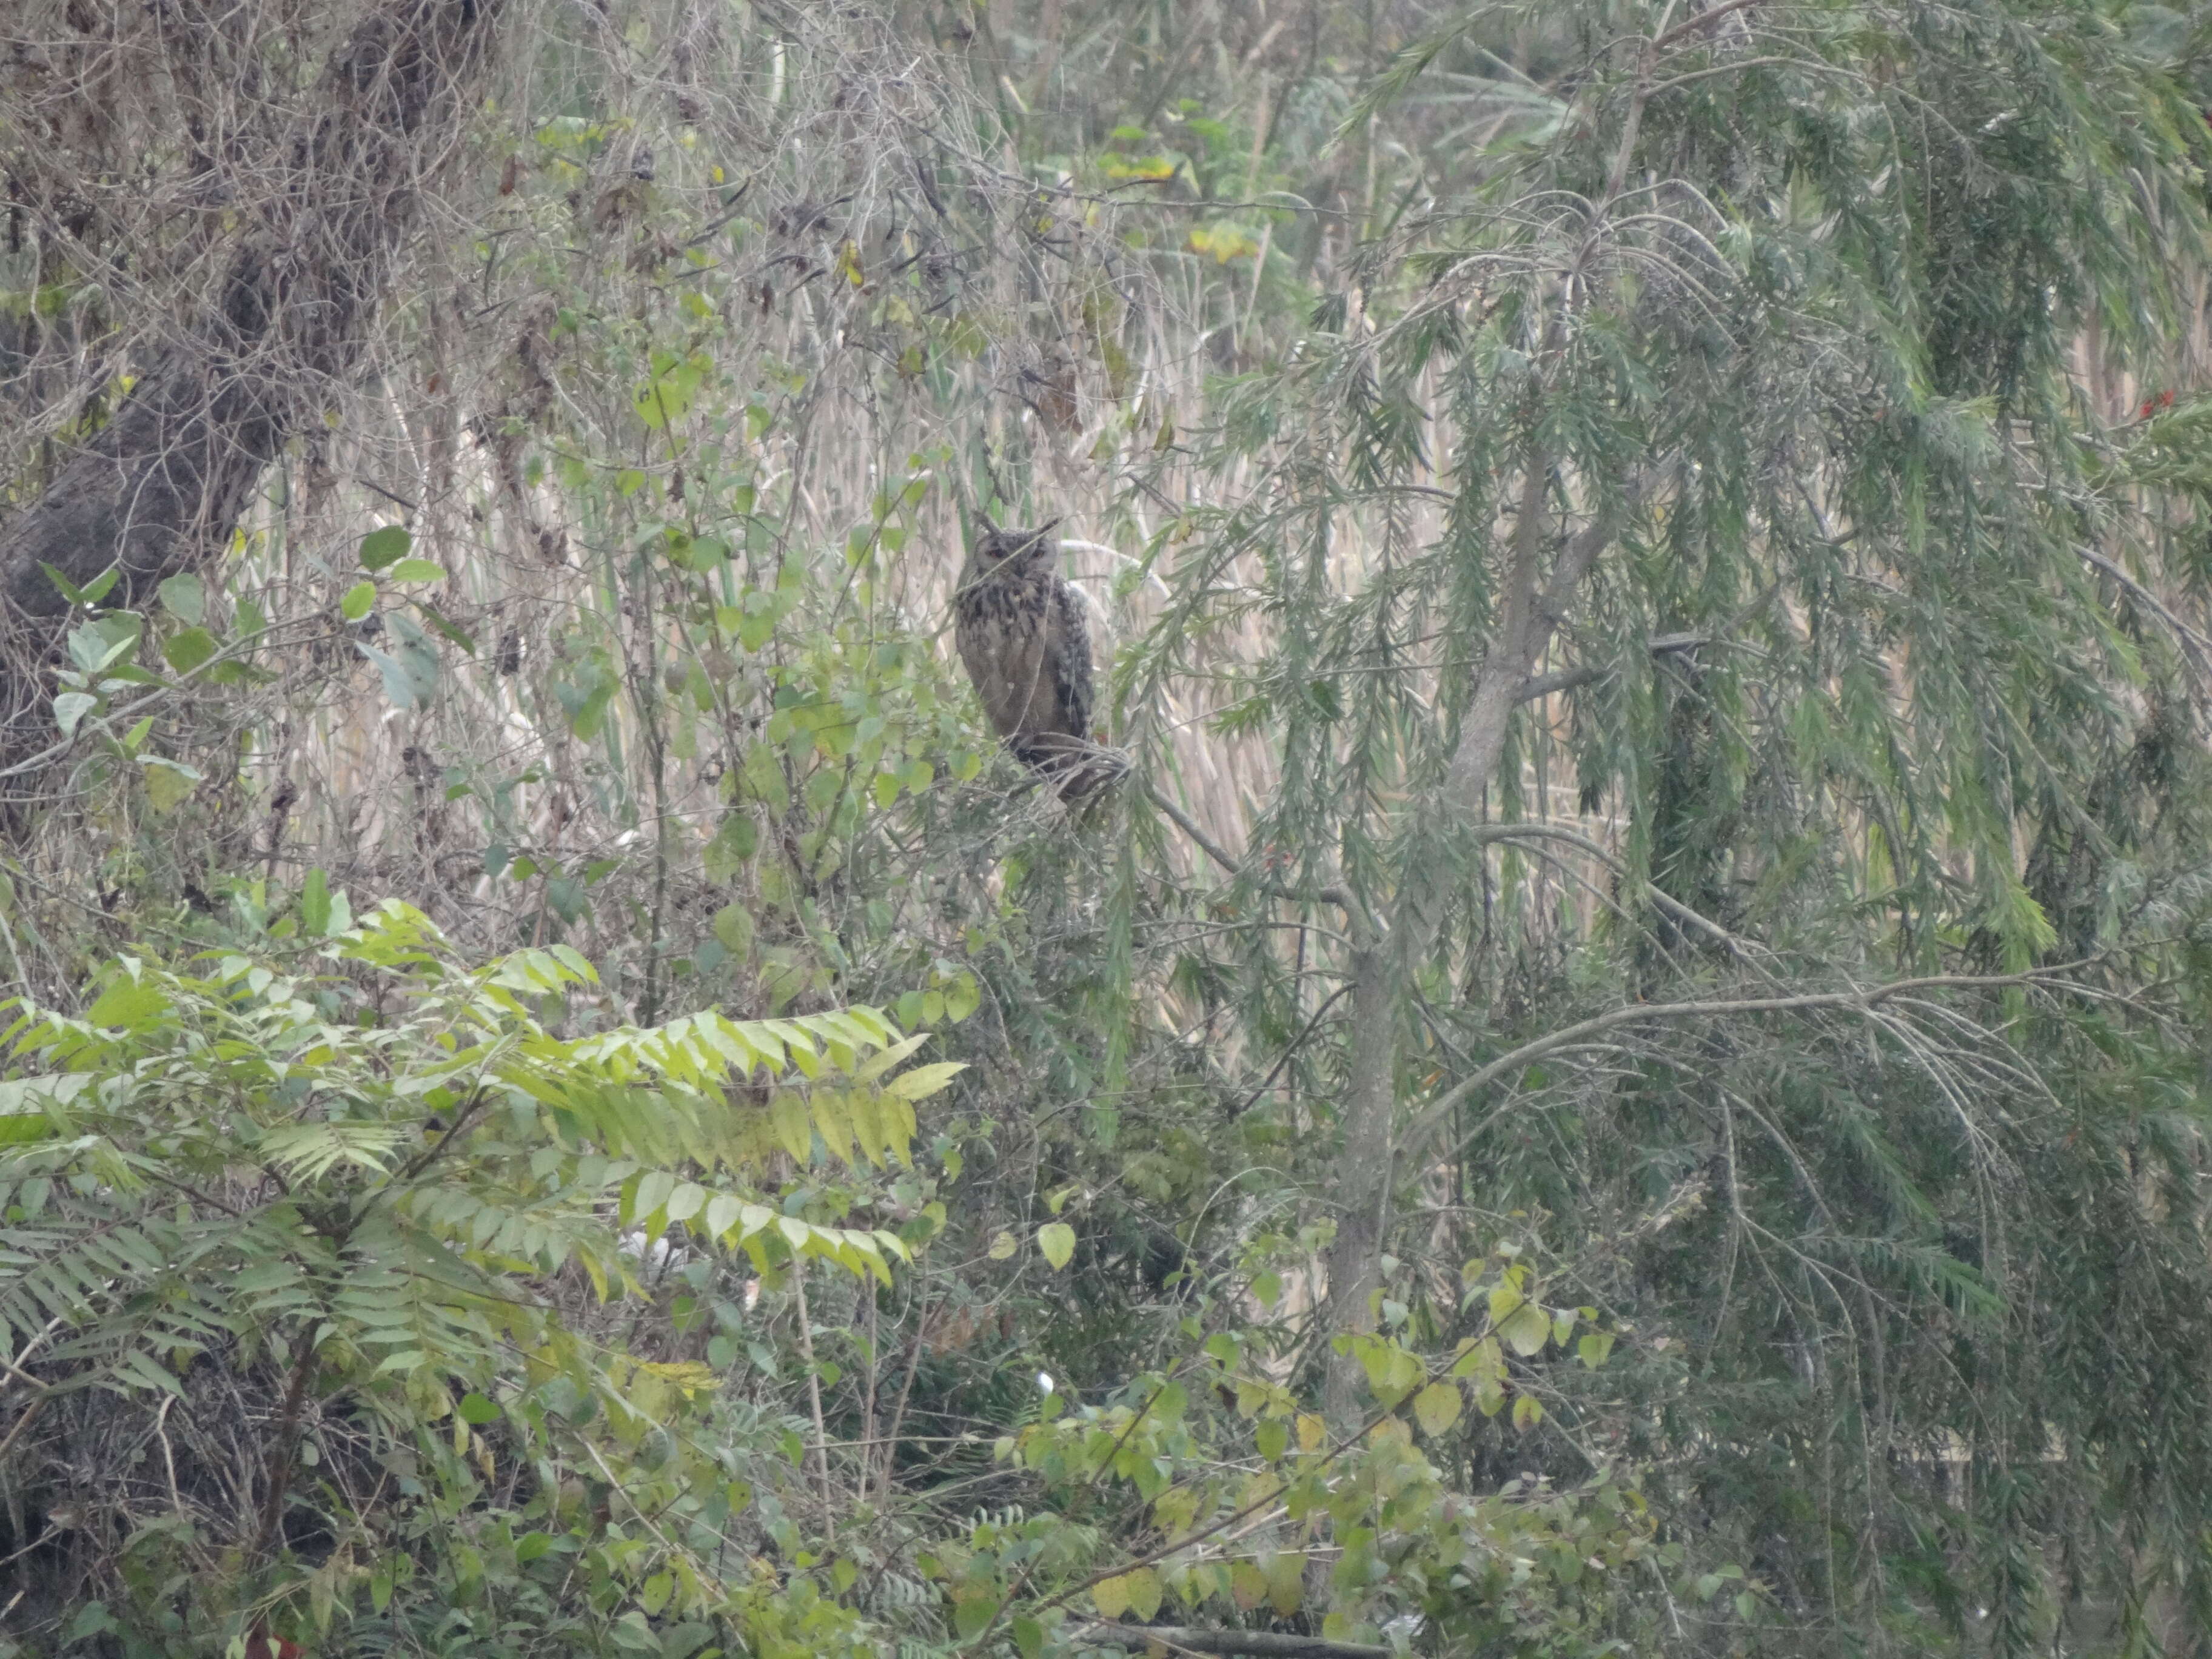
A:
<box><xmin>953</xmin><ymin>518</ymin><xmax>1121</xmax><ymax>800</ymax></box>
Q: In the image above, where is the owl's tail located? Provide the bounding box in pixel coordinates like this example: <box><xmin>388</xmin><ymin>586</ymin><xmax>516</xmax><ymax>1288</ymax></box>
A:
<box><xmin>1011</xmin><ymin>734</ymin><xmax>1130</xmax><ymax>804</ymax></box>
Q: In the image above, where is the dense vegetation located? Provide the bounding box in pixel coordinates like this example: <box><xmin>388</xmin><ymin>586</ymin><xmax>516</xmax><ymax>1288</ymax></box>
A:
<box><xmin>5</xmin><ymin>0</ymin><xmax>2212</xmax><ymax>1654</ymax></box>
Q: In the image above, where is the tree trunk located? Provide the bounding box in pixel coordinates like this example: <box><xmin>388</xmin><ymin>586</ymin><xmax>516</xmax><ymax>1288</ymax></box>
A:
<box><xmin>1321</xmin><ymin>940</ymin><xmax>1395</xmax><ymax>1423</ymax></box>
<box><xmin>1318</xmin><ymin>454</ymin><xmax>1647</xmax><ymax>1411</ymax></box>
<box><xmin>0</xmin><ymin>0</ymin><xmax>506</xmax><ymax>763</ymax></box>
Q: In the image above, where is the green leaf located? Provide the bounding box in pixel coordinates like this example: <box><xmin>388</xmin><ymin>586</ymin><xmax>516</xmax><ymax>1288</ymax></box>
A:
<box><xmin>139</xmin><ymin>756</ymin><xmax>201</xmax><ymax>813</ymax></box>
<box><xmin>156</xmin><ymin>572</ymin><xmax>205</xmax><ymax>625</ymax></box>
<box><xmin>301</xmin><ymin>868</ymin><xmax>332</xmax><ymax>936</ymax></box>
<box><xmin>52</xmin><ymin>691</ymin><xmax>96</xmax><ymax>738</ymax></box>
<box><xmin>360</xmin><ymin>615</ymin><xmax>441</xmax><ymax>708</ymax></box>
<box><xmin>68</xmin><ymin>613</ymin><xmax>142</xmax><ymax>676</ymax></box>
<box><xmin>712</xmin><ymin>903</ymin><xmax>754</xmax><ymax>959</ymax></box>
<box><xmin>1011</xmin><ymin>1615</ymin><xmax>1046</xmax><ymax>1659</ymax></box>
<box><xmin>665</xmin><ymin>1181</ymin><xmax>706</xmax><ymax>1223</ymax></box>
<box><xmin>360</xmin><ymin>525</ymin><xmax>411</xmax><ymax>569</ymax></box>
<box><xmin>387</xmin><ymin>558</ymin><xmax>447</xmax><ymax>583</ymax></box>
<box><xmin>87</xmin><ymin>975</ymin><xmax>169</xmax><ymax>1031</ymax></box>
<box><xmin>163</xmin><ymin>627</ymin><xmax>218</xmax><ymax>674</ymax></box>
<box><xmin>952</xmin><ymin>1592</ymin><xmax>999</xmax><ymax>1641</ymax></box>
<box><xmin>457</xmin><ymin>1392</ymin><xmax>501</xmax><ymax>1424</ymax></box>
<box><xmin>42</xmin><ymin>562</ymin><xmax>91</xmax><ymax>606</ymax></box>
<box><xmin>1265</xmin><ymin>1553</ymin><xmax>1304</xmax><ymax>1616</ymax></box>
<box><xmin>1499</xmin><ymin>1302</ymin><xmax>1551</xmax><ymax>1358</ymax></box>
<box><xmin>1037</xmin><ymin>1222</ymin><xmax>1076</xmax><ymax>1270</ymax></box>
<box><xmin>341</xmin><ymin>581</ymin><xmax>377</xmax><ymax>621</ymax></box>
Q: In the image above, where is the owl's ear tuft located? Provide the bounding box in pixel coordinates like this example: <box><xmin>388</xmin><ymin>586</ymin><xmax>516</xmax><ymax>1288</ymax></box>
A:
<box><xmin>978</xmin><ymin>509</ymin><xmax>1001</xmax><ymax>537</ymax></box>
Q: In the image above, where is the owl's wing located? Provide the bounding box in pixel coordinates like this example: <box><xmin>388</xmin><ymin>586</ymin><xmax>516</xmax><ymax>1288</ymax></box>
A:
<box><xmin>1044</xmin><ymin>578</ymin><xmax>1096</xmax><ymax>740</ymax></box>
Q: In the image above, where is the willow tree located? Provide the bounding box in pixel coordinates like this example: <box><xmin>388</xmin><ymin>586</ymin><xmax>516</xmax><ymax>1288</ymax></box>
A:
<box><xmin>1121</xmin><ymin>0</ymin><xmax>2212</xmax><ymax>1646</ymax></box>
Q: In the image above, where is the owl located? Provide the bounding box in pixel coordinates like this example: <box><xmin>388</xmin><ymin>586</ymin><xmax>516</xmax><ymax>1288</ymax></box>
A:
<box><xmin>953</xmin><ymin>518</ymin><xmax>1119</xmax><ymax>800</ymax></box>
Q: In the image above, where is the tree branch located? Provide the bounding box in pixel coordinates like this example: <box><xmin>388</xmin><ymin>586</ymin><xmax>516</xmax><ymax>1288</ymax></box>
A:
<box><xmin>1143</xmin><ymin>780</ymin><xmax>1366</xmax><ymax>927</ymax></box>
<box><xmin>1514</xmin><ymin>631</ymin><xmax>1707</xmax><ymax>703</ymax></box>
<box><xmin>1398</xmin><ymin>964</ymin><xmax>2086</xmax><ymax>1168</ymax></box>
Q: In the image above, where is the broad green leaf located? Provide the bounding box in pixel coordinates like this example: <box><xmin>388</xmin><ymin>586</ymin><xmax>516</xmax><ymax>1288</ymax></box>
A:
<box><xmin>156</xmin><ymin>572</ymin><xmax>205</xmax><ymax>624</ymax></box>
<box><xmin>139</xmin><ymin>756</ymin><xmax>201</xmax><ymax>813</ymax></box>
<box><xmin>664</xmin><ymin>1181</ymin><xmax>706</xmax><ymax>1223</ymax></box>
<box><xmin>52</xmin><ymin>691</ymin><xmax>96</xmax><ymax>737</ymax></box>
<box><xmin>86</xmin><ymin>976</ymin><xmax>169</xmax><ymax>1030</ymax></box>
<box><xmin>387</xmin><ymin>558</ymin><xmax>447</xmax><ymax>583</ymax></box>
<box><xmin>1037</xmin><ymin>1221</ymin><xmax>1076</xmax><ymax>1270</ymax></box>
<box><xmin>1499</xmin><ymin>1302</ymin><xmax>1552</xmax><ymax>1358</ymax></box>
<box><xmin>360</xmin><ymin>525</ymin><xmax>411</xmax><ymax>569</ymax></box>
<box><xmin>712</xmin><ymin>902</ymin><xmax>754</xmax><ymax>958</ymax></box>
<box><xmin>163</xmin><ymin>626</ymin><xmax>218</xmax><ymax>674</ymax></box>
<box><xmin>341</xmin><ymin>581</ymin><xmax>377</xmax><ymax>621</ymax></box>
<box><xmin>1265</xmin><ymin>1552</ymin><xmax>1303</xmax><ymax>1616</ymax></box>
<box><xmin>952</xmin><ymin>1592</ymin><xmax>999</xmax><ymax>1640</ymax></box>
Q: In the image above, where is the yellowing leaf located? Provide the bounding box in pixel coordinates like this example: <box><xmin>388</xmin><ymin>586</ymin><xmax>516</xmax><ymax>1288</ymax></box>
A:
<box><xmin>1512</xmin><ymin>1393</ymin><xmax>1546</xmax><ymax>1430</ymax></box>
<box><xmin>1413</xmin><ymin>1381</ymin><xmax>1464</xmax><ymax>1436</ymax></box>
<box><xmin>1121</xmin><ymin>1566</ymin><xmax>1162</xmax><ymax>1621</ymax></box>
<box><xmin>1091</xmin><ymin>1573</ymin><xmax>1131</xmax><ymax>1620</ymax></box>
<box><xmin>1231</xmin><ymin>1560</ymin><xmax>1267</xmax><ymax>1610</ymax></box>
<box><xmin>813</xmin><ymin>1090</ymin><xmax>854</xmax><ymax>1168</ymax></box>
<box><xmin>987</xmin><ymin>1230</ymin><xmax>1018</xmax><ymax>1261</ymax></box>
<box><xmin>886</xmin><ymin>1061</ymin><xmax>965</xmax><ymax>1101</ymax></box>
<box><xmin>140</xmin><ymin>756</ymin><xmax>201</xmax><ymax>813</ymax></box>
<box><xmin>1037</xmin><ymin>1222</ymin><xmax>1076</xmax><ymax>1270</ymax></box>
<box><xmin>769</xmin><ymin>1090</ymin><xmax>813</xmax><ymax>1162</ymax></box>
